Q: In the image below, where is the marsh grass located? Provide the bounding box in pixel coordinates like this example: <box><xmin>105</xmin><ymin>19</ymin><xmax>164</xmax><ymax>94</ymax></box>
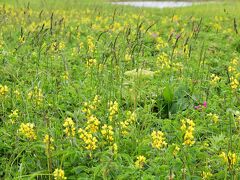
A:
<box><xmin>0</xmin><ymin>0</ymin><xmax>240</xmax><ymax>179</ymax></box>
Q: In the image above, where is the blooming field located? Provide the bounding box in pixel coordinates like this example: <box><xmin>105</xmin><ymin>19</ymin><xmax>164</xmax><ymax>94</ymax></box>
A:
<box><xmin>0</xmin><ymin>0</ymin><xmax>240</xmax><ymax>179</ymax></box>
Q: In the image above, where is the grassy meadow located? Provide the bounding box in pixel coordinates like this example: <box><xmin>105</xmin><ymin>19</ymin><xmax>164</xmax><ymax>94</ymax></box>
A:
<box><xmin>1</xmin><ymin>0</ymin><xmax>240</xmax><ymax>179</ymax></box>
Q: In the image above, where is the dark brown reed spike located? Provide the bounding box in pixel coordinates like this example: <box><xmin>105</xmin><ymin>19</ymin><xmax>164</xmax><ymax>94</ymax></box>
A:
<box><xmin>194</xmin><ymin>17</ymin><xmax>202</xmax><ymax>39</ymax></box>
<box><xmin>126</xmin><ymin>26</ymin><xmax>131</xmax><ymax>44</ymax></box>
<box><xmin>184</xmin><ymin>37</ymin><xmax>189</xmax><ymax>47</ymax></box>
<box><xmin>110</xmin><ymin>8</ymin><xmax>117</xmax><ymax>28</ymax></box>
<box><xmin>20</xmin><ymin>27</ymin><xmax>24</xmax><ymax>37</ymax></box>
<box><xmin>97</xmin><ymin>30</ymin><xmax>109</xmax><ymax>41</ymax></box>
<box><xmin>144</xmin><ymin>21</ymin><xmax>156</xmax><ymax>35</ymax></box>
<box><xmin>226</xmin><ymin>67</ymin><xmax>231</xmax><ymax>84</ymax></box>
<box><xmin>39</xmin><ymin>23</ymin><xmax>45</xmax><ymax>34</ymax></box>
<box><xmin>39</xmin><ymin>10</ymin><xmax>43</xmax><ymax>20</ymax></box>
<box><xmin>27</xmin><ymin>2</ymin><xmax>30</xmax><ymax>10</ymax></box>
<box><xmin>131</xmin><ymin>42</ymin><xmax>139</xmax><ymax>68</ymax></box>
<box><xmin>199</xmin><ymin>41</ymin><xmax>205</xmax><ymax>67</ymax></box>
<box><xmin>170</xmin><ymin>33</ymin><xmax>181</xmax><ymax>63</ymax></box>
<box><xmin>59</xmin><ymin>17</ymin><xmax>64</xmax><ymax>26</ymax></box>
<box><xmin>234</xmin><ymin>18</ymin><xmax>238</xmax><ymax>34</ymax></box>
<box><xmin>112</xmin><ymin>32</ymin><xmax>121</xmax><ymax>64</ymax></box>
<box><xmin>189</xmin><ymin>45</ymin><xmax>192</xmax><ymax>58</ymax></box>
<box><xmin>135</xmin><ymin>21</ymin><xmax>143</xmax><ymax>41</ymax></box>
<box><xmin>191</xmin><ymin>20</ymin><xmax>195</xmax><ymax>32</ymax></box>
<box><xmin>50</xmin><ymin>12</ymin><xmax>54</xmax><ymax>35</ymax></box>
<box><xmin>168</xmin><ymin>32</ymin><xmax>174</xmax><ymax>42</ymax></box>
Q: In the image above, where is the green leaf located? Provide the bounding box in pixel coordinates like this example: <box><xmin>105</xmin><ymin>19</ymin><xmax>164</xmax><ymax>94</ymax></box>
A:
<box><xmin>162</xmin><ymin>85</ymin><xmax>174</xmax><ymax>103</ymax></box>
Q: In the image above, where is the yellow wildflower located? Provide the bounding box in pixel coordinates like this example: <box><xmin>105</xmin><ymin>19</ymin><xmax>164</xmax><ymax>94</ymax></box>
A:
<box><xmin>43</xmin><ymin>134</ymin><xmax>54</xmax><ymax>153</ymax></box>
<box><xmin>0</xmin><ymin>84</ymin><xmax>8</xmax><ymax>96</ymax></box>
<box><xmin>210</xmin><ymin>74</ymin><xmax>220</xmax><ymax>86</ymax></box>
<box><xmin>230</xmin><ymin>77</ymin><xmax>239</xmax><ymax>90</ymax></box>
<box><xmin>78</xmin><ymin>128</ymin><xmax>98</xmax><ymax>150</ymax></box>
<box><xmin>86</xmin><ymin>58</ymin><xmax>97</xmax><ymax>67</ymax></box>
<box><xmin>14</xmin><ymin>90</ymin><xmax>20</xmax><ymax>97</ymax></box>
<box><xmin>110</xmin><ymin>143</ymin><xmax>118</xmax><ymax>154</ymax></box>
<box><xmin>155</xmin><ymin>37</ymin><xmax>167</xmax><ymax>50</ymax></box>
<box><xmin>125</xmin><ymin>53</ymin><xmax>131</xmax><ymax>61</ymax></box>
<box><xmin>87</xmin><ymin>36</ymin><xmax>95</xmax><ymax>53</ymax></box>
<box><xmin>63</xmin><ymin>117</ymin><xmax>76</xmax><ymax>137</ymax></box>
<box><xmin>151</xmin><ymin>130</ymin><xmax>167</xmax><ymax>149</ymax></box>
<box><xmin>156</xmin><ymin>52</ymin><xmax>170</xmax><ymax>69</ymax></box>
<box><xmin>19</xmin><ymin>123</ymin><xmax>37</xmax><ymax>140</ymax></box>
<box><xmin>62</xmin><ymin>71</ymin><xmax>69</xmax><ymax>80</ymax></box>
<box><xmin>202</xmin><ymin>171</ymin><xmax>213</xmax><ymax>180</ymax></box>
<box><xmin>28</xmin><ymin>87</ymin><xmax>44</xmax><ymax>105</ymax></box>
<box><xmin>108</xmin><ymin>101</ymin><xmax>118</xmax><ymax>121</ymax></box>
<box><xmin>173</xmin><ymin>144</ymin><xmax>180</xmax><ymax>157</ymax></box>
<box><xmin>53</xmin><ymin>168</ymin><xmax>67</xmax><ymax>180</ymax></box>
<box><xmin>207</xmin><ymin>113</ymin><xmax>219</xmax><ymax>123</ymax></box>
<box><xmin>219</xmin><ymin>151</ymin><xmax>237</xmax><ymax>168</ymax></box>
<box><xmin>135</xmin><ymin>155</ymin><xmax>146</xmax><ymax>169</ymax></box>
<box><xmin>9</xmin><ymin>109</ymin><xmax>19</xmax><ymax>124</ymax></box>
<box><xmin>181</xmin><ymin>119</ymin><xmax>195</xmax><ymax>146</ymax></box>
<box><xmin>101</xmin><ymin>124</ymin><xmax>114</xmax><ymax>143</ymax></box>
<box><xmin>85</xmin><ymin>115</ymin><xmax>100</xmax><ymax>133</ymax></box>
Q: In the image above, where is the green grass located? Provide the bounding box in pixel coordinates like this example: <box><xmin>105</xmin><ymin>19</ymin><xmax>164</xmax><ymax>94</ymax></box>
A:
<box><xmin>0</xmin><ymin>0</ymin><xmax>240</xmax><ymax>179</ymax></box>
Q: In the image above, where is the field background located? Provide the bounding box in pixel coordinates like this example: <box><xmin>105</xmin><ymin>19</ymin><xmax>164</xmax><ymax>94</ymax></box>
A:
<box><xmin>1</xmin><ymin>0</ymin><xmax>240</xmax><ymax>179</ymax></box>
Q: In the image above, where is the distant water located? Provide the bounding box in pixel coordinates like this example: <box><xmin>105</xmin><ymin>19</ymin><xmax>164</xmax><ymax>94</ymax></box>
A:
<box><xmin>112</xmin><ymin>1</ymin><xmax>194</xmax><ymax>8</ymax></box>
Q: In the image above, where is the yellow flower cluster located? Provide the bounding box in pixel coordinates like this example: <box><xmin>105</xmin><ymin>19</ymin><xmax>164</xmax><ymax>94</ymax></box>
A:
<box><xmin>86</xmin><ymin>58</ymin><xmax>97</xmax><ymax>67</ymax></box>
<box><xmin>108</xmin><ymin>101</ymin><xmax>119</xmax><ymax>121</ymax></box>
<box><xmin>78</xmin><ymin>128</ymin><xmax>98</xmax><ymax>150</ymax></box>
<box><xmin>207</xmin><ymin>113</ymin><xmax>219</xmax><ymax>124</ymax></box>
<box><xmin>85</xmin><ymin>115</ymin><xmax>100</xmax><ymax>133</ymax></box>
<box><xmin>156</xmin><ymin>52</ymin><xmax>170</xmax><ymax>69</ymax></box>
<box><xmin>135</xmin><ymin>155</ymin><xmax>146</xmax><ymax>169</ymax></box>
<box><xmin>111</xmin><ymin>143</ymin><xmax>118</xmax><ymax>154</ymax></box>
<box><xmin>213</xmin><ymin>23</ymin><xmax>222</xmax><ymax>31</ymax></box>
<box><xmin>173</xmin><ymin>144</ymin><xmax>180</xmax><ymax>157</ymax></box>
<box><xmin>28</xmin><ymin>87</ymin><xmax>44</xmax><ymax>105</ymax></box>
<box><xmin>228</xmin><ymin>58</ymin><xmax>238</xmax><ymax>74</ymax></box>
<box><xmin>82</xmin><ymin>95</ymin><xmax>100</xmax><ymax>116</ymax></box>
<box><xmin>120</xmin><ymin>111</ymin><xmax>136</xmax><ymax>136</ymax></box>
<box><xmin>156</xmin><ymin>52</ymin><xmax>183</xmax><ymax>72</ymax></box>
<box><xmin>43</xmin><ymin>134</ymin><xmax>54</xmax><ymax>154</ymax></box>
<box><xmin>87</xmin><ymin>36</ymin><xmax>95</xmax><ymax>53</ymax></box>
<box><xmin>181</xmin><ymin>119</ymin><xmax>195</xmax><ymax>146</ymax></box>
<box><xmin>0</xmin><ymin>84</ymin><xmax>8</xmax><ymax>96</ymax></box>
<box><xmin>50</xmin><ymin>41</ymin><xmax>65</xmax><ymax>52</ymax></box>
<box><xmin>78</xmin><ymin>96</ymin><xmax>101</xmax><ymax>150</ymax></box>
<box><xmin>58</xmin><ymin>42</ymin><xmax>65</xmax><ymax>51</ymax></box>
<box><xmin>9</xmin><ymin>109</ymin><xmax>19</xmax><ymax>124</ymax></box>
<box><xmin>151</xmin><ymin>130</ymin><xmax>167</xmax><ymax>149</ymax></box>
<box><xmin>62</xmin><ymin>71</ymin><xmax>69</xmax><ymax>80</ymax></box>
<box><xmin>155</xmin><ymin>37</ymin><xmax>167</xmax><ymax>50</ymax></box>
<box><xmin>125</xmin><ymin>53</ymin><xmax>131</xmax><ymax>61</ymax></box>
<box><xmin>219</xmin><ymin>151</ymin><xmax>237</xmax><ymax>168</ymax></box>
<box><xmin>101</xmin><ymin>124</ymin><xmax>114</xmax><ymax>143</ymax></box>
<box><xmin>228</xmin><ymin>58</ymin><xmax>239</xmax><ymax>90</ymax></box>
<box><xmin>210</xmin><ymin>74</ymin><xmax>221</xmax><ymax>86</ymax></box>
<box><xmin>183</xmin><ymin>44</ymin><xmax>189</xmax><ymax>56</ymax></box>
<box><xmin>230</xmin><ymin>77</ymin><xmax>239</xmax><ymax>90</ymax></box>
<box><xmin>111</xmin><ymin>22</ymin><xmax>122</xmax><ymax>32</ymax></box>
<box><xmin>19</xmin><ymin>123</ymin><xmax>37</xmax><ymax>140</ymax></box>
<box><xmin>14</xmin><ymin>89</ymin><xmax>20</xmax><ymax>97</ymax></box>
<box><xmin>18</xmin><ymin>36</ymin><xmax>25</xmax><ymax>44</ymax></box>
<box><xmin>202</xmin><ymin>171</ymin><xmax>213</xmax><ymax>180</ymax></box>
<box><xmin>53</xmin><ymin>168</ymin><xmax>67</xmax><ymax>180</ymax></box>
<box><xmin>63</xmin><ymin>117</ymin><xmax>76</xmax><ymax>137</ymax></box>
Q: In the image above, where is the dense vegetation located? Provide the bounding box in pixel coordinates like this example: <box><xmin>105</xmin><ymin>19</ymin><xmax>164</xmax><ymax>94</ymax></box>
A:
<box><xmin>0</xmin><ymin>0</ymin><xmax>240</xmax><ymax>179</ymax></box>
